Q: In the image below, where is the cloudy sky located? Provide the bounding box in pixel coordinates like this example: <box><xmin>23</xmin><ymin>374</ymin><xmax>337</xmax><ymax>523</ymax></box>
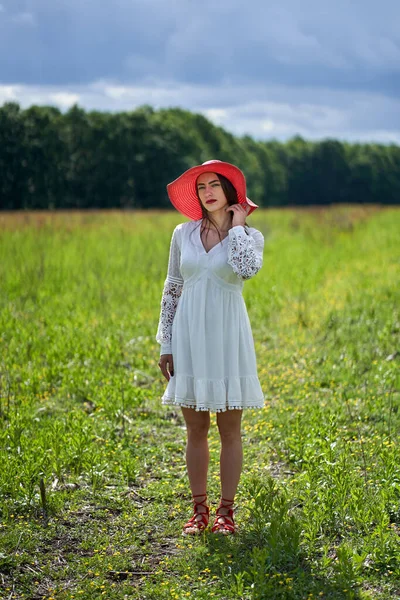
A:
<box><xmin>1</xmin><ymin>0</ymin><xmax>399</xmax><ymax>143</ymax></box>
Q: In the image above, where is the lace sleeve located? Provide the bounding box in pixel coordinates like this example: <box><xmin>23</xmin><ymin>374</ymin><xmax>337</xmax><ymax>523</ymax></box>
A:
<box><xmin>156</xmin><ymin>226</ymin><xmax>184</xmax><ymax>355</ymax></box>
<box><xmin>227</xmin><ymin>225</ymin><xmax>264</xmax><ymax>280</ymax></box>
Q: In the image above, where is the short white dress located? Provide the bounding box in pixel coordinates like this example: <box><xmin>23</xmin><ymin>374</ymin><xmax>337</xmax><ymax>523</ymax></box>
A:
<box><xmin>156</xmin><ymin>220</ymin><xmax>265</xmax><ymax>412</ymax></box>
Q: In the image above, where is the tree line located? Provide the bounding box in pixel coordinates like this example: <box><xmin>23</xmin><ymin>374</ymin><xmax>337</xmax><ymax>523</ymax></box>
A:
<box><xmin>0</xmin><ymin>101</ymin><xmax>399</xmax><ymax>210</ymax></box>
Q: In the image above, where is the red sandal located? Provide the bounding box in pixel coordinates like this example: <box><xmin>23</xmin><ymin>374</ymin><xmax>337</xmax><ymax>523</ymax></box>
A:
<box><xmin>211</xmin><ymin>498</ymin><xmax>236</xmax><ymax>535</ymax></box>
<box><xmin>182</xmin><ymin>493</ymin><xmax>209</xmax><ymax>535</ymax></box>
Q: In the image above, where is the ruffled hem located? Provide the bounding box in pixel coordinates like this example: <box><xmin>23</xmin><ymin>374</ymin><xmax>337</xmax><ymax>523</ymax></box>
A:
<box><xmin>162</xmin><ymin>397</ymin><xmax>264</xmax><ymax>413</ymax></box>
<box><xmin>161</xmin><ymin>373</ymin><xmax>265</xmax><ymax>413</ymax></box>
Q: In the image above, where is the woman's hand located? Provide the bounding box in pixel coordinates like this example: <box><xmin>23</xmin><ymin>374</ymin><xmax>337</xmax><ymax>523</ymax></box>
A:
<box><xmin>225</xmin><ymin>203</ymin><xmax>250</xmax><ymax>227</ymax></box>
<box><xmin>158</xmin><ymin>354</ymin><xmax>174</xmax><ymax>382</ymax></box>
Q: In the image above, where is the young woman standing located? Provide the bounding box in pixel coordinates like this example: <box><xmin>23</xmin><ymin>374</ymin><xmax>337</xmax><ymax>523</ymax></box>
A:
<box><xmin>156</xmin><ymin>160</ymin><xmax>264</xmax><ymax>535</ymax></box>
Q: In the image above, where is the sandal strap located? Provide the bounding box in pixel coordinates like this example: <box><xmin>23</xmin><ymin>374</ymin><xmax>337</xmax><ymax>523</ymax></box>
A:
<box><xmin>184</xmin><ymin>512</ymin><xmax>209</xmax><ymax>528</ymax></box>
<box><xmin>217</xmin><ymin>497</ymin><xmax>235</xmax><ymax>512</ymax></box>
<box><xmin>183</xmin><ymin>493</ymin><xmax>209</xmax><ymax>533</ymax></box>
<box><xmin>220</xmin><ymin>497</ymin><xmax>234</xmax><ymax>505</ymax></box>
<box><xmin>192</xmin><ymin>493</ymin><xmax>208</xmax><ymax>511</ymax></box>
<box><xmin>212</xmin><ymin>497</ymin><xmax>236</xmax><ymax>533</ymax></box>
<box><xmin>211</xmin><ymin>513</ymin><xmax>235</xmax><ymax>533</ymax></box>
<box><xmin>215</xmin><ymin>506</ymin><xmax>234</xmax><ymax>518</ymax></box>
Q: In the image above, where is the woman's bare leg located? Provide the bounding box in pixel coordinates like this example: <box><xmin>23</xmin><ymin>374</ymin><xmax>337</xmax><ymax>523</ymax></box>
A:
<box><xmin>216</xmin><ymin>409</ymin><xmax>243</xmax><ymax>513</ymax></box>
<box><xmin>181</xmin><ymin>407</ymin><xmax>210</xmax><ymax>533</ymax></box>
<box><xmin>181</xmin><ymin>407</ymin><xmax>210</xmax><ymax>495</ymax></box>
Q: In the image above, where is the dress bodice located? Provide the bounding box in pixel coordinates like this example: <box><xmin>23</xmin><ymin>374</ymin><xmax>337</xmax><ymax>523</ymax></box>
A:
<box><xmin>156</xmin><ymin>219</ymin><xmax>264</xmax><ymax>355</ymax></box>
<box><xmin>180</xmin><ymin>222</ymin><xmax>246</xmax><ymax>289</ymax></box>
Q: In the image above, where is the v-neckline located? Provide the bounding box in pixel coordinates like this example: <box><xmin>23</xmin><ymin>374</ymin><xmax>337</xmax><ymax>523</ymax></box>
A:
<box><xmin>198</xmin><ymin>225</ymin><xmax>229</xmax><ymax>255</ymax></box>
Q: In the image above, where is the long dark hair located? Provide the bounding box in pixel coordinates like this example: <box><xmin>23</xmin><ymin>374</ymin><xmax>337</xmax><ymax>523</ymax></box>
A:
<box><xmin>194</xmin><ymin>173</ymin><xmax>248</xmax><ymax>244</ymax></box>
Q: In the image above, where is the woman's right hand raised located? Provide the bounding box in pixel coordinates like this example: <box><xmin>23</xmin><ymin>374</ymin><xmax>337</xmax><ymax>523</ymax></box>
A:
<box><xmin>158</xmin><ymin>354</ymin><xmax>174</xmax><ymax>382</ymax></box>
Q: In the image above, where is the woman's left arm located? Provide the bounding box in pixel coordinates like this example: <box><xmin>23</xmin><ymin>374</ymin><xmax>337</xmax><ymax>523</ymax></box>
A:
<box><xmin>227</xmin><ymin>226</ymin><xmax>264</xmax><ymax>280</ymax></box>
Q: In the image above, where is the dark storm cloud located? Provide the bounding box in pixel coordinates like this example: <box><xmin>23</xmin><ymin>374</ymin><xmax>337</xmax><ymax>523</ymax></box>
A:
<box><xmin>0</xmin><ymin>0</ymin><xmax>176</xmax><ymax>84</ymax></box>
<box><xmin>1</xmin><ymin>0</ymin><xmax>399</xmax><ymax>95</ymax></box>
<box><xmin>1</xmin><ymin>0</ymin><xmax>399</xmax><ymax>142</ymax></box>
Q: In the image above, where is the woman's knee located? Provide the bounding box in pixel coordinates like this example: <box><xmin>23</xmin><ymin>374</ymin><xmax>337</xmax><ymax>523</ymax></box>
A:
<box><xmin>218</xmin><ymin>427</ymin><xmax>241</xmax><ymax>445</ymax></box>
<box><xmin>182</xmin><ymin>408</ymin><xmax>210</xmax><ymax>440</ymax></box>
<box><xmin>187</xmin><ymin>423</ymin><xmax>210</xmax><ymax>442</ymax></box>
<box><xmin>217</xmin><ymin>410</ymin><xmax>242</xmax><ymax>444</ymax></box>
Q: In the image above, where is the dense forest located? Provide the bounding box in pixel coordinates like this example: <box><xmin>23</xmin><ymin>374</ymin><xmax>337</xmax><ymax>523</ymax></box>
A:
<box><xmin>0</xmin><ymin>101</ymin><xmax>399</xmax><ymax>210</ymax></box>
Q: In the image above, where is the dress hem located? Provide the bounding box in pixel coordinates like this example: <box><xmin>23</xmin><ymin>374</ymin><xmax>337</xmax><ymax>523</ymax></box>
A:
<box><xmin>162</xmin><ymin>397</ymin><xmax>265</xmax><ymax>413</ymax></box>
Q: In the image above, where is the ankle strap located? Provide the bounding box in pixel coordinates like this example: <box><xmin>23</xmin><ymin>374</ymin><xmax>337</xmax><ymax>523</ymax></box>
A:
<box><xmin>220</xmin><ymin>497</ymin><xmax>234</xmax><ymax>505</ymax></box>
<box><xmin>192</xmin><ymin>493</ymin><xmax>207</xmax><ymax>499</ymax></box>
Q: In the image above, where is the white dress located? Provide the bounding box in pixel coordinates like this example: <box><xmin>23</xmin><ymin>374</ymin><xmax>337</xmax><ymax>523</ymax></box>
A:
<box><xmin>156</xmin><ymin>220</ymin><xmax>265</xmax><ymax>413</ymax></box>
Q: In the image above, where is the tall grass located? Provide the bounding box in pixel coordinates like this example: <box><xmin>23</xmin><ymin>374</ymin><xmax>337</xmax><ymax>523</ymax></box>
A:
<box><xmin>0</xmin><ymin>206</ymin><xmax>399</xmax><ymax>599</ymax></box>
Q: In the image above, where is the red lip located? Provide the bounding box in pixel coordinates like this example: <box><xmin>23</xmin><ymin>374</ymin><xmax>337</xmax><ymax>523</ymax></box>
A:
<box><xmin>206</xmin><ymin>199</ymin><xmax>217</xmax><ymax>204</ymax></box>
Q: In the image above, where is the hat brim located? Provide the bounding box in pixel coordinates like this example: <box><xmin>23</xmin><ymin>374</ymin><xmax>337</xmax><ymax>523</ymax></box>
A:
<box><xmin>167</xmin><ymin>160</ymin><xmax>258</xmax><ymax>220</ymax></box>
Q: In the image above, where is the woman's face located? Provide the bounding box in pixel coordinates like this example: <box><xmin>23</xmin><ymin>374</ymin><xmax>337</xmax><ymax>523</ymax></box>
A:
<box><xmin>196</xmin><ymin>172</ymin><xmax>229</xmax><ymax>213</ymax></box>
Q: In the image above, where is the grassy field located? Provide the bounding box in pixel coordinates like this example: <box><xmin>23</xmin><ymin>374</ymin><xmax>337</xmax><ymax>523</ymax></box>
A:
<box><xmin>0</xmin><ymin>206</ymin><xmax>399</xmax><ymax>600</ymax></box>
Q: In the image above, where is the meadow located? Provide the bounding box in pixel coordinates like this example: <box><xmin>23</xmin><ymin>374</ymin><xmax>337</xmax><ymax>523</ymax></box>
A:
<box><xmin>0</xmin><ymin>206</ymin><xmax>399</xmax><ymax>600</ymax></box>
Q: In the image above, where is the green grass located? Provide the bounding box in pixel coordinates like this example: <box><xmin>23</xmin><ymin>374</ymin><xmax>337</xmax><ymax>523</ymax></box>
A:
<box><xmin>0</xmin><ymin>206</ymin><xmax>399</xmax><ymax>600</ymax></box>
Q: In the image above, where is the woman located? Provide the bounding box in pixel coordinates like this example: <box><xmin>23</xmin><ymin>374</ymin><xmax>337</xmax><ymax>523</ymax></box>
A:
<box><xmin>156</xmin><ymin>160</ymin><xmax>265</xmax><ymax>535</ymax></box>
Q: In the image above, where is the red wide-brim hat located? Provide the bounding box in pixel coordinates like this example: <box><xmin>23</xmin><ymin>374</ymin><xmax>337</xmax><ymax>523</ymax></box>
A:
<box><xmin>166</xmin><ymin>160</ymin><xmax>258</xmax><ymax>221</ymax></box>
